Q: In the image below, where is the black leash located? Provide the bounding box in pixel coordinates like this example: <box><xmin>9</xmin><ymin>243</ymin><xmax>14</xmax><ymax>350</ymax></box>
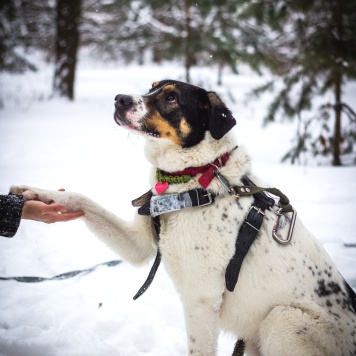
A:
<box><xmin>0</xmin><ymin>260</ymin><xmax>122</xmax><ymax>283</ymax></box>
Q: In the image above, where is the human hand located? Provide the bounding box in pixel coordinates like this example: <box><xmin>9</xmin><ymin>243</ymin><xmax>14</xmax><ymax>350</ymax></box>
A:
<box><xmin>22</xmin><ymin>200</ymin><xmax>85</xmax><ymax>223</ymax></box>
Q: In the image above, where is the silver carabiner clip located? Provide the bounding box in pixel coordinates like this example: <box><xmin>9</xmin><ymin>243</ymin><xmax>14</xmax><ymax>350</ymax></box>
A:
<box><xmin>214</xmin><ymin>169</ymin><xmax>237</xmax><ymax>195</ymax></box>
<box><xmin>272</xmin><ymin>207</ymin><xmax>297</xmax><ymax>245</ymax></box>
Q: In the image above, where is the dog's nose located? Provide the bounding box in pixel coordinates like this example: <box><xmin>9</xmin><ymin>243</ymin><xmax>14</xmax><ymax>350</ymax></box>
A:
<box><xmin>114</xmin><ymin>94</ymin><xmax>133</xmax><ymax>108</ymax></box>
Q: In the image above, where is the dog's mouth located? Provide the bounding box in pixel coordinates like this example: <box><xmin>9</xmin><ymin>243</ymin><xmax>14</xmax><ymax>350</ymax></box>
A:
<box><xmin>141</xmin><ymin>123</ymin><xmax>160</xmax><ymax>139</ymax></box>
<box><xmin>114</xmin><ymin>111</ymin><xmax>135</xmax><ymax>129</ymax></box>
<box><xmin>114</xmin><ymin>111</ymin><xmax>161</xmax><ymax>139</ymax></box>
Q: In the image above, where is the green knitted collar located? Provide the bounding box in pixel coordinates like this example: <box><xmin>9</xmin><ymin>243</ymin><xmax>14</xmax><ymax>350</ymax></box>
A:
<box><xmin>156</xmin><ymin>169</ymin><xmax>192</xmax><ymax>184</ymax></box>
<box><xmin>155</xmin><ymin>147</ymin><xmax>238</xmax><ymax>186</ymax></box>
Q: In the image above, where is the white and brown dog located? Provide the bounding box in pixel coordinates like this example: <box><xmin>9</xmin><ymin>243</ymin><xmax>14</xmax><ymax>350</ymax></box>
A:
<box><xmin>12</xmin><ymin>80</ymin><xmax>356</xmax><ymax>355</ymax></box>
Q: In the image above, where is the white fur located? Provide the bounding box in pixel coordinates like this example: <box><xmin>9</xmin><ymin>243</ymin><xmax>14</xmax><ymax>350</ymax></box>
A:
<box><xmin>125</xmin><ymin>95</ymin><xmax>147</xmax><ymax>126</ymax></box>
<box><xmin>11</xmin><ymin>131</ymin><xmax>356</xmax><ymax>356</ymax></box>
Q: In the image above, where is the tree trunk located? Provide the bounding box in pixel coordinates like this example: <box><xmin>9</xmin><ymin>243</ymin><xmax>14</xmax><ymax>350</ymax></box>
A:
<box><xmin>53</xmin><ymin>0</ymin><xmax>81</xmax><ymax>100</ymax></box>
<box><xmin>332</xmin><ymin>0</ymin><xmax>343</xmax><ymax>166</ymax></box>
<box><xmin>184</xmin><ymin>0</ymin><xmax>192</xmax><ymax>83</ymax></box>
<box><xmin>332</xmin><ymin>72</ymin><xmax>342</xmax><ymax>166</ymax></box>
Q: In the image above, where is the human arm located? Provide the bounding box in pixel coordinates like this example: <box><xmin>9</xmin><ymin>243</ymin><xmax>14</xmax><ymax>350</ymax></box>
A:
<box><xmin>0</xmin><ymin>194</ymin><xmax>85</xmax><ymax>238</ymax></box>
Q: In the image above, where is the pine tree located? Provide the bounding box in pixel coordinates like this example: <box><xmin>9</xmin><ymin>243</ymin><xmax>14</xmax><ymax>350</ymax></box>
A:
<box><xmin>133</xmin><ymin>0</ymin><xmax>253</xmax><ymax>84</ymax></box>
<box><xmin>80</xmin><ymin>0</ymin><xmax>145</xmax><ymax>63</ymax></box>
<box><xmin>240</xmin><ymin>0</ymin><xmax>356</xmax><ymax>165</ymax></box>
<box><xmin>0</xmin><ymin>0</ymin><xmax>54</xmax><ymax>74</ymax></box>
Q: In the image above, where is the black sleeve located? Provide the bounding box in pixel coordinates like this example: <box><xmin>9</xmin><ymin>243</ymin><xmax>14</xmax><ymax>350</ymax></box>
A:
<box><xmin>0</xmin><ymin>194</ymin><xmax>25</xmax><ymax>238</ymax></box>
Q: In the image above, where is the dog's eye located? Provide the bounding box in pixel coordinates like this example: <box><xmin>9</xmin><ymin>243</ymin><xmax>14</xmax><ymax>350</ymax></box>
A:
<box><xmin>166</xmin><ymin>94</ymin><xmax>176</xmax><ymax>103</ymax></box>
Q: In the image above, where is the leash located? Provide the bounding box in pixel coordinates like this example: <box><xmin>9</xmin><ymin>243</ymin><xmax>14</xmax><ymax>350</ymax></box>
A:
<box><xmin>0</xmin><ymin>260</ymin><xmax>122</xmax><ymax>283</ymax></box>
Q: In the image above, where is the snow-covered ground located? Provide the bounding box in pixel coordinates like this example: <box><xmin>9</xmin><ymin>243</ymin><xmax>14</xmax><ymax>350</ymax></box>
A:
<box><xmin>0</xmin><ymin>58</ymin><xmax>355</xmax><ymax>356</ymax></box>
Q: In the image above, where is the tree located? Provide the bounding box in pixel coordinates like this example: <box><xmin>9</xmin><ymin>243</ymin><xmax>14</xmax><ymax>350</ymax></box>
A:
<box><xmin>240</xmin><ymin>0</ymin><xmax>356</xmax><ymax>165</ymax></box>
<box><xmin>53</xmin><ymin>0</ymin><xmax>82</xmax><ymax>100</ymax></box>
<box><xmin>0</xmin><ymin>0</ymin><xmax>54</xmax><ymax>74</ymax></box>
<box><xmin>80</xmin><ymin>0</ymin><xmax>145</xmax><ymax>63</ymax></box>
<box><xmin>133</xmin><ymin>0</ymin><xmax>255</xmax><ymax>84</ymax></box>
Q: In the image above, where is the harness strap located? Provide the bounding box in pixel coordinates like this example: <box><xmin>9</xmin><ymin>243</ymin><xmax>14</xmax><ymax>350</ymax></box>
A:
<box><xmin>132</xmin><ymin>216</ymin><xmax>161</xmax><ymax>300</ymax></box>
<box><xmin>225</xmin><ymin>176</ymin><xmax>275</xmax><ymax>292</ymax></box>
<box><xmin>137</xmin><ymin>188</ymin><xmax>215</xmax><ymax>217</ymax></box>
<box><xmin>133</xmin><ymin>190</ymin><xmax>215</xmax><ymax>299</ymax></box>
<box><xmin>133</xmin><ymin>249</ymin><xmax>162</xmax><ymax>300</ymax></box>
<box><xmin>231</xmin><ymin>184</ymin><xmax>293</xmax><ymax>214</ymax></box>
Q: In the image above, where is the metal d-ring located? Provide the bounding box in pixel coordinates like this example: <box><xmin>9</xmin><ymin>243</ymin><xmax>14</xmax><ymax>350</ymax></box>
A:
<box><xmin>272</xmin><ymin>207</ymin><xmax>297</xmax><ymax>245</ymax></box>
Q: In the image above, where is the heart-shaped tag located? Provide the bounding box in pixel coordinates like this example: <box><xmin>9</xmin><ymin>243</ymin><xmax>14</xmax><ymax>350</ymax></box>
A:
<box><xmin>155</xmin><ymin>181</ymin><xmax>169</xmax><ymax>195</ymax></box>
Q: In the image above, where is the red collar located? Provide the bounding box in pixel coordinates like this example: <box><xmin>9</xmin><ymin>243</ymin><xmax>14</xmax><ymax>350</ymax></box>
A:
<box><xmin>160</xmin><ymin>151</ymin><xmax>231</xmax><ymax>189</ymax></box>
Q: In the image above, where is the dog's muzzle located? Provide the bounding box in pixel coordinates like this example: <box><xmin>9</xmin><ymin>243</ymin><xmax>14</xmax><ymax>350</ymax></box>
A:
<box><xmin>114</xmin><ymin>94</ymin><xmax>134</xmax><ymax>125</ymax></box>
<box><xmin>115</xmin><ymin>94</ymin><xmax>133</xmax><ymax>109</ymax></box>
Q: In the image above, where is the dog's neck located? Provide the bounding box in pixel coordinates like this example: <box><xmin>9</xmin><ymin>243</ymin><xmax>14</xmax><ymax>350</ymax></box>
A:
<box><xmin>144</xmin><ymin>131</ymin><xmax>252</xmax><ymax>194</ymax></box>
<box><xmin>144</xmin><ymin>131</ymin><xmax>237</xmax><ymax>172</ymax></box>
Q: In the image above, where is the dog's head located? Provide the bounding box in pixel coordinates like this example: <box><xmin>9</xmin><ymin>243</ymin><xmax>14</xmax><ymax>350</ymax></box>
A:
<box><xmin>114</xmin><ymin>80</ymin><xmax>236</xmax><ymax>148</ymax></box>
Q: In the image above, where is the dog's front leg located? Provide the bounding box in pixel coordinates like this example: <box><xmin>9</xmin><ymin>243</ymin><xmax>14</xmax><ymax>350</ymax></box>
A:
<box><xmin>10</xmin><ymin>186</ymin><xmax>157</xmax><ymax>265</ymax></box>
<box><xmin>182</xmin><ymin>292</ymin><xmax>223</xmax><ymax>356</ymax></box>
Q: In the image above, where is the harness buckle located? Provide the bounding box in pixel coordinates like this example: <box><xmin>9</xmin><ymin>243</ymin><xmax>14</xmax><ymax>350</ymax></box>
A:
<box><xmin>198</xmin><ymin>191</ymin><xmax>214</xmax><ymax>207</ymax></box>
<box><xmin>249</xmin><ymin>205</ymin><xmax>265</xmax><ymax>216</ymax></box>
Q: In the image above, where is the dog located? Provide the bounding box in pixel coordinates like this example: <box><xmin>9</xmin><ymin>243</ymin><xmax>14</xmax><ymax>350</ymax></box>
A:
<box><xmin>11</xmin><ymin>80</ymin><xmax>356</xmax><ymax>355</ymax></box>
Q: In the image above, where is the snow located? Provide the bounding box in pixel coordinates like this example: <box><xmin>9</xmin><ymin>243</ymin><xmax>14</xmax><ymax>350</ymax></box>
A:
<box><xmin>0</xmin><ymin>58</ymin><xmax>355</xmax><ymax>356</ymax></box>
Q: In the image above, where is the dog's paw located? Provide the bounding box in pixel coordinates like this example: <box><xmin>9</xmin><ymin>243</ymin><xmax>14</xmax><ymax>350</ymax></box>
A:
<box><xmin>10</xmin><ymin>185</ymin><xmax>88</xmax><ymax>212</ymax></box>
<box><xmin>10</xmin><ymin>185</ymin><xmax>33</xmax><ymax>195</ymax></box>
<box><xmin>10</xmin><ymin>185</ymin><xmax>57</xmax><ymax>204</ymax></box>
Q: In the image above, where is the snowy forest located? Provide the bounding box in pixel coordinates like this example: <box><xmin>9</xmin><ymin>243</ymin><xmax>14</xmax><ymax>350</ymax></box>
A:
<box><xmin>1</xmin><ymin>0</ymin><xmax>356</xmax><ymax>165</ymax></box>
<box><xmin>1</xmin><ymin>1</ymin><xmax>356</xmax><ymax>355</ymax></box>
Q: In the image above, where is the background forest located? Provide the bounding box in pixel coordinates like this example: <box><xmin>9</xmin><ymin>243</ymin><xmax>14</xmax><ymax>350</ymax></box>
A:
<box><xmin>1</xmin><ymin>2</ymin><xmax>356</xmax><ymax>354</ymax></box>
<box><xmin>1</xmin><ymin>0</ymin><xmax>356</xmax><ymax>164</ymax></box>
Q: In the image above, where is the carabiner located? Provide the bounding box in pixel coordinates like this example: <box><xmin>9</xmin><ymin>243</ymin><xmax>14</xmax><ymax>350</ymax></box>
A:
<box><xmin>272</xmin><ymin>207</ymin><xmax>297</xmax><ymax>245</ymax></box>
<box><xmin>214</xmin><ymin>170</ymin><xmax>236</xmax><ymax>195</ymax></box>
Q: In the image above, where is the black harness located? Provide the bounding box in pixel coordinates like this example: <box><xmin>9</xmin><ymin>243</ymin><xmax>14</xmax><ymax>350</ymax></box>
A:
<box><xmin>132</xmin><ymin>174</ymin><xmax>294</xmax><ymax>299</ymax></box>
<box><xmin>225</xmin><ymin>176</ymin><xmax>275</xmax><ymax>291</ymax></box>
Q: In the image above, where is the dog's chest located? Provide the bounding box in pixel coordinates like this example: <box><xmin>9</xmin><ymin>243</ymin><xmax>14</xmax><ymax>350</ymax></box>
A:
<box><xmin>157</xmin><ymin>194</ymin><xmax>252</xmax><ymax>284</ymax></box>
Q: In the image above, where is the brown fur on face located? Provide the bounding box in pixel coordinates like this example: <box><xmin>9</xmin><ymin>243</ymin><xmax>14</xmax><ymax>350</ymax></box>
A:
<box><xmin>145</xmin><ymin>112</ymin><xmax>187</xmax><ymax>146</ymax></box>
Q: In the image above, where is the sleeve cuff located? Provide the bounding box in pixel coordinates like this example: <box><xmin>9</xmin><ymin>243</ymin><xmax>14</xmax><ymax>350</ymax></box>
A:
<box><xmin>0</xmin><ymin>195</ymin><xmax>25</xmax><ymax>238</ymax></box>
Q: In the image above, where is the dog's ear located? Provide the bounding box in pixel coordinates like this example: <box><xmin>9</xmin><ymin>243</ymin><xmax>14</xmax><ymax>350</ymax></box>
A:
<box><xmin>207</xmin><ymin>92</ymin><xmax>236</xmax><ymax>140</ymax></box>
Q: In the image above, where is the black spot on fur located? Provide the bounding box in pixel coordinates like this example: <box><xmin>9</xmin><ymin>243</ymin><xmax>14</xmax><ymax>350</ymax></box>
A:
<box><xmin>323</xmin><ymin>268</ymin><xmax>332</xmax><ymax>278</ymax></box>
<box><xmin>315</xmin><ymin>280</ymin><xmax>341</xmax><ymax>297</ymax></box>
<box><xmin>344</xmin><ymin>280</ymin><xmax>356</xmax><ymax>314</ymax></box>
<box><xmin>326</xmin><ymin>300</ymin><xmax>333</xmax><ymax>307</ymax></box>
<box><xmin>308</xmin><ymin>266</ymin><xmax>315</xmax><ymax>276</ymax></box>
<box><xmin>296</xmin><ymin>326</ymin><xmax>309</xmax><ymax>335</ymax></box>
